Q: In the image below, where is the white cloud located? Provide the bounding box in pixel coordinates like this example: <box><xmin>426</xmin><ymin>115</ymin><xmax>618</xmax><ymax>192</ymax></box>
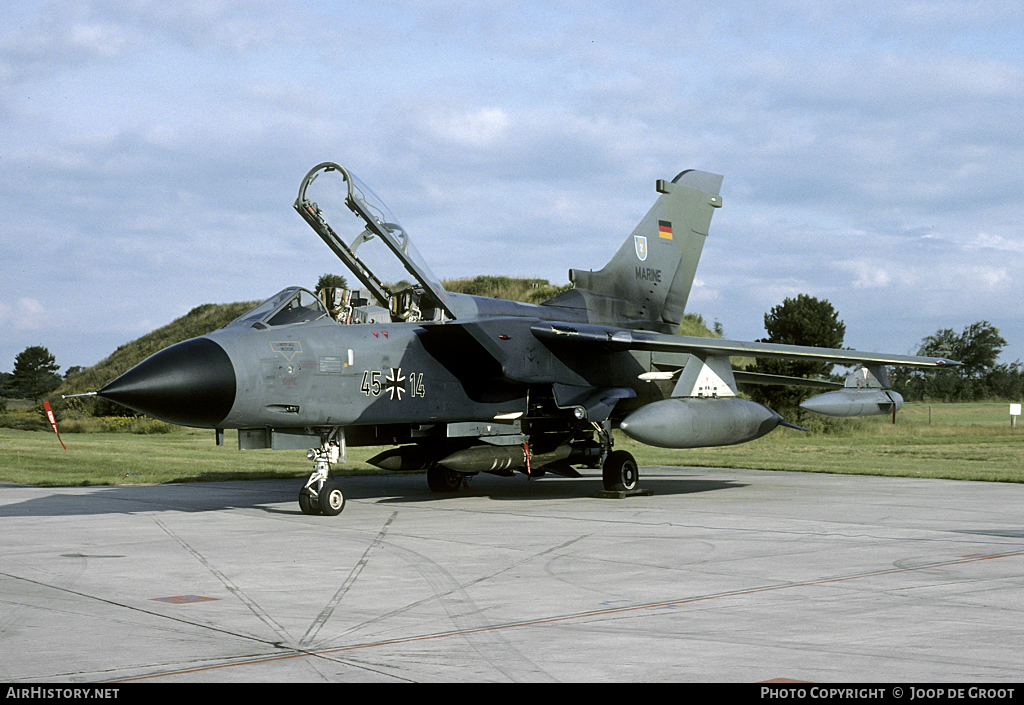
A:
<box><xmin>0</xmin><ymin>298</ymin><xmax>48</xmax><ymax>331</ymax></box>
<box><xmin>67</xmin><ymin>21</ymin><xmax>130</xmax><ymax>58</ymax></box>
<box><xmin>688</xmin><ymin>279</ymin><xmax>719</xmax><ymax>303</ymax></box>
<box><xmin>422</xmin><ymin>107</ymin><xmax>512</xmax><ymax>149</ymax></box>
<box><xmin>968</xmin><ymin>233</ymin><xmax>1024</xmax><ymax>253</ymax></box>
<box><xmin>834</xmin><ymin>261</ymin><xmax>894</xmax><ymax>290</ymax></box>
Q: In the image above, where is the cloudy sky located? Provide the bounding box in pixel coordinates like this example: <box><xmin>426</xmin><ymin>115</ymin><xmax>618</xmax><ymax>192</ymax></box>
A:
<box><xmin>2</xmin><ymin>0</ymin><xmax>1023</xmax><ymax>375</ymax></box>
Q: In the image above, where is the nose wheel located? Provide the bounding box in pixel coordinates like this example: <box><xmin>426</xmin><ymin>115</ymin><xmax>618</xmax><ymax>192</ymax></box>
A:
<box><xmin>299</xmin><ymin>428</ymin><xmax>347</xmax><ymax>516</ymax></box>
<box><xmin>299</xmin><ymin>465</ymin><xmax>347</xmax><ymax>516</ymax></box>
<box><xmin>298</xmin><ymin>486</ymin><xmax>321</xmax><ymax>515</ymax></box>
<box><xmin>319</xmin><ymin>480</ymin><xmax>346</xmax><ymax>515</ymax></box>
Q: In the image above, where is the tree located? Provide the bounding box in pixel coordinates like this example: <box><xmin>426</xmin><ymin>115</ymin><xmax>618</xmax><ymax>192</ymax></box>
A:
<box><xmin>745</xmin><ymin>294</ymin><xmax>846</xmax><ymax>416</ymax></box>
<box><xmin>918</xmin><ymin>321</ymin><xmax>1005</xmax><ymax>379</ymax></box>
<box><xmin>9</xmin><ymin>345</ymin><xmax>61</xmax><ymax>401</ymax></box>
<box><xmin>892</xmin><ymin>321</ymin><xmax>1013</xmax><ymax>401</ymax></box>
<box><xmin>984</xmin><ymin>361</ymin><xmax>1024</xmax><ymax>401</ymax></box>
<box><xmin>315</xmin><ymin>273</ymin><xmax>348</xmax><ymax>291</ymax></box>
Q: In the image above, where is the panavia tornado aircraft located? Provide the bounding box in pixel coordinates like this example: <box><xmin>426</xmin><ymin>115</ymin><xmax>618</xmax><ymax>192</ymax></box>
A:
<box><xmin>85</xmin><ymin>162</ymin><xmax>956</xmax><ymax>516</ymax></box>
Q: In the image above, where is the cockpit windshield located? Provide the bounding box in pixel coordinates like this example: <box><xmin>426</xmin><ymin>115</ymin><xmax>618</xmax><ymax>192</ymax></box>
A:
<box><xmin>228</xmin><ymin>287</ymin><xmax>328</xmax><ymax>329</ymax></box>
<box><xmin>294</xmin><ymin>163</ymin><xmax>455</xmax><ymax>321</ymax></box>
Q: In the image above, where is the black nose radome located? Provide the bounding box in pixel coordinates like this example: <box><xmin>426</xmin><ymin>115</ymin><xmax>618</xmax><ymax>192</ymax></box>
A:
<box><xmin>98</xmin><ymin>337</ymin><xmax>236</xmax><ymax>428</ymax></box>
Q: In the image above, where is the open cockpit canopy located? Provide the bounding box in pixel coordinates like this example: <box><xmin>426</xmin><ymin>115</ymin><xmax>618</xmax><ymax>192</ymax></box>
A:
<box><xmin>294</xmin><ymin>163</ymin><xmax>455</xmax><ymax>321</ymax></box>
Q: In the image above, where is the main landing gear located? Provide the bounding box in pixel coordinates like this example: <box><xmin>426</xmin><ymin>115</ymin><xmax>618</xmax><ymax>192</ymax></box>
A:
<box><xmin>426</xmin><ymin>464</ymin><xmax>464</xmax><ymax>493</ymax></box>
<box><xmin>602</xmin><ymin>450</ymin><xmax>639</xmax><ymax>492</ymax></box>
<box><xmin>299</xmin><ymin>428</ymin><xmax>346</xmax><ymax>516</ymax></box>
<box><xmin>594</xmin><ymin>420</ymin><xmax>642</xmax><ymax>495</ymax></box>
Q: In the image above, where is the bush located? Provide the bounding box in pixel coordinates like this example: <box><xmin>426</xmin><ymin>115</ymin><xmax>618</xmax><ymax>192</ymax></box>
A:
<box><xmin>1</xmin><ymin>413</ymin><xmax>177</xmax><ymax>434</ymax></box>
<box><xmin>58</xmin><ymin>418</ymin><xmax>95</xmax><ymax>434</ymax></box>
<box><xmin>0</xmin><ymin>412</ymin><xmax>48</xmax><ymax>431</ymax></box>
<box><xmin>99</xmin><ymin>416</ymin><xmax>176</xmax><ymax>434</ymax></box>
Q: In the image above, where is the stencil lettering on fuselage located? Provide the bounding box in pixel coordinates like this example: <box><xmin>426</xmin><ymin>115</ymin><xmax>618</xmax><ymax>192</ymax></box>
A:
<box><xmin>271</xmin><ymin>341</ymin><xmax>302</xmax><ymax>361</ymax></box>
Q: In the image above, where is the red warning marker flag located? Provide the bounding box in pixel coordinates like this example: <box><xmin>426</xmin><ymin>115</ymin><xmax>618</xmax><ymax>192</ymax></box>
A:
<box><xmin>43</xmin><ymin>401</ymin><xmax>66</xmax><ymax>451</ymax></box>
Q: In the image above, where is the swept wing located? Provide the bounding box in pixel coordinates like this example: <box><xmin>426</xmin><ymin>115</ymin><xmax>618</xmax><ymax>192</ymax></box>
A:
<box><xmin>530</xmin><ymin>321</ymin><xmax>956</xmax><ymax>370</ymax></box>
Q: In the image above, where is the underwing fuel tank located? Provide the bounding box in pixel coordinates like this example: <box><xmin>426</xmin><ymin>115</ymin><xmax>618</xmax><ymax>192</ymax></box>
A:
<box><xmin>619</xmin><ymin>397</ymin><xmax>784</xmax><ymax>449</ymax></box>
<box><xmin>799</xmin><ymin>389</ymin><xmax>904</xmax><ymax>418</ymax></box>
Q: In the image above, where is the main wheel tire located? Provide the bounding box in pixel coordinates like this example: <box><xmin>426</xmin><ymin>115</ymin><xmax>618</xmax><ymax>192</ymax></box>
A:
<box><xmin>602</xmin><ymin>450</ymin><xmax>639</xmax><ymax>492</ymax></box>
<box><xmin>298</xmin><ymin>487</ymin><xmax>320</xmax><ymax>515</ymax></box>
<box><xmin>427</xmin><ymin>465</ymin><xmax>463</xmax><ymax>493</ymax></box>
<box><xmin>319</xmin><ymin>480</ymin><xmax>346</xmax><ymax>516</ymax></box>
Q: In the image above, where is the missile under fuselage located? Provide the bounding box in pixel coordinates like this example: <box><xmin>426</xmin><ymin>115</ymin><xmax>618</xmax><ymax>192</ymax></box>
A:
<box><xmin>367</xmin><ymin>443</ymin><xmax>576</xmax><ymax>474</ymax></box>
<box><xmin>441</xmin><ymin>444</ymin><xmax>571</xmax><ymax>473</ymax></box>
<box><xmin>799</xmin><ymin>389</ymin><xmax>903</xmax><ymax>418</ymax></box>
<box><xmin>366</xmin><ymin>445</ymin><xmax>434</xmax><ymax>472</ymax></box>
<box><xmin>618</xmin><ymin>397</ymin><xmax>784</xmax><ymax>449</ymax></box>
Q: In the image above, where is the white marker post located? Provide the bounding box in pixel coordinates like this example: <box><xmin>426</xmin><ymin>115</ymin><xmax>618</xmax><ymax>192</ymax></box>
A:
<box><xmin>1011</xmin><ymin>403</ymin><xmax>1021</xmax><ymax>429</ymax></box>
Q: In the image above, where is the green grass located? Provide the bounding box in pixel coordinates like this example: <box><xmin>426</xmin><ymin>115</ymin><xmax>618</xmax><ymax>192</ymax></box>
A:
<box><xmin>0</xmin><ymin>428</ymin><xmax>383</xmax><ymax>487</ymax></box>
<box><xmin>620</xmin><ymin>402</ymin><xmax>1024</xmax><ymax>483</ymax></box>
<box><xmin>441</xmin><ymin>275</ymin><xmax>571</xmax><ymax>304</ymax></box>
<box><xmin>2</xmin><ymin>403</ymin><xmax>1022</xmax><ymax>487</ymax></box>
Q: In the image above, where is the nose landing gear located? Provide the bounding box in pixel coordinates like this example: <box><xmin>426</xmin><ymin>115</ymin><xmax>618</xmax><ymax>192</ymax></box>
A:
<box><xmin>299</xmin><ymin>428</ymin><xmax>346</xmax><ymax>516</ymax></box>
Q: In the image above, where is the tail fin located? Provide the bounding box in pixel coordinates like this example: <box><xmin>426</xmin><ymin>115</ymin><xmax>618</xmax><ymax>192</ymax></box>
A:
<box><xmin>560</xmin><ymin>170</ymin><xmax>723</xmax><ymax>332</ymax></box>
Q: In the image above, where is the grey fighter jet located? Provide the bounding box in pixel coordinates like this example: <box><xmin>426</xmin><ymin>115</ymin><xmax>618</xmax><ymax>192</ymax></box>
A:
<box><xmin>88</xmin><ymin>163</ymin><xmax>956</xmax><ymax>516</ymax></box>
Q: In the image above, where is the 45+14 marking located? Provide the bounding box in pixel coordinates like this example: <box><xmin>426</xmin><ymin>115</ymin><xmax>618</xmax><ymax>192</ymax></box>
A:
<box><xmin>361</xmin><ymin>368</ymin><xmax>426</xmax><ymax>401</ymax></box>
